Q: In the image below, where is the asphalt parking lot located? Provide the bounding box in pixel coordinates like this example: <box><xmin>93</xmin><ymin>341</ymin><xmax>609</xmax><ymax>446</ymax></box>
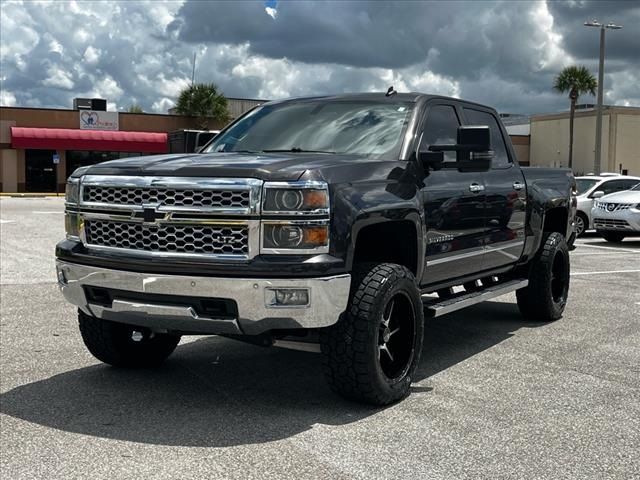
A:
<box><xmin>1</xmin><ymin>197</ymin><xmax>639</xmax><ymax>480</ymax></box>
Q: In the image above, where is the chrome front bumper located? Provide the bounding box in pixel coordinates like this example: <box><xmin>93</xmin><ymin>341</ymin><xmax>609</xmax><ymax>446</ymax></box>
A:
<box><xmin>56</xmin><ymin>261</ymin><xmax>351</xmax><ymax>335</ymax></box>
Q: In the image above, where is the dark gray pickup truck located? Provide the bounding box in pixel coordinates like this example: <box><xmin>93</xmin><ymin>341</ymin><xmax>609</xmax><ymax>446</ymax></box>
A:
<box><xmin>56</xmin><ymin>92</ymin><xmax>576</xmax><ymax>405</ymax></box>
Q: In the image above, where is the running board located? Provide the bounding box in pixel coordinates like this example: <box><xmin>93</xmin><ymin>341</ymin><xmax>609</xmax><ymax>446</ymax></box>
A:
<box><xmin>423</xmin><ymin>279</ymin><xmax>528</xmax><ymax>317</ymax></box>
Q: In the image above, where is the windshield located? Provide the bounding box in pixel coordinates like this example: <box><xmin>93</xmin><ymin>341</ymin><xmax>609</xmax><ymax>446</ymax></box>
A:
<box><xmin>631</xmin><ymin>183</ymin><xmax>640</xmax><ymax>191</ymax></box>
<box><xmin>575</xmin><ymin>178</ymin><xmax>598</xmax><ymax>194</ymax></box>
<box><xmin>203</xmin><ymin>100</ymin><xmax>414</xmax><ymax>159</ymax></box>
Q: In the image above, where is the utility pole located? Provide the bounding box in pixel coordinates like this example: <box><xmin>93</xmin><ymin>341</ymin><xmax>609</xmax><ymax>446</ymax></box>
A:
<box><xmin>191</xmin><ymin>52</ymin><xmax>196</xmax><ymax>86</ymax></box>
<box><xmin>584</xmin><ymin>20</ymin><xmax>622</xmax><ymax>175</ymax></box>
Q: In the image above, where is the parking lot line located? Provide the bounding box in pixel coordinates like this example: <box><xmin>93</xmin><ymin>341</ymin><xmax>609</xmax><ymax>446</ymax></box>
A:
<box><xmin>575</xmin><ymin>243</ymin><xmax>639</xmax><ymax>254</ymax></box>
<box><xmin>571</xmin><ymin>269</ymin><xmax>640</xmax><ymax>276</ymax></box>
<box><xmin>571</xmin><ymin>252</ymin><xmax>634</xmax><ymax>256</ymax></box>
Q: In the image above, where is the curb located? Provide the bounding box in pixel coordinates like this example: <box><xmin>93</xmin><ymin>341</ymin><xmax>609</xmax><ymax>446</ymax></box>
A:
<box><xmin>0</xmin><ymin>193</ymin><xmax>64</xmax><ymax>198</ymax></box>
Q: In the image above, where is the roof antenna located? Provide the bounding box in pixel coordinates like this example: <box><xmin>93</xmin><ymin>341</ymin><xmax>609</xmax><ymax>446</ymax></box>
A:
<box><xmin>385</xmin><ymin>86</ymin><xmax>397</xmax><ymax>97</ymax></box>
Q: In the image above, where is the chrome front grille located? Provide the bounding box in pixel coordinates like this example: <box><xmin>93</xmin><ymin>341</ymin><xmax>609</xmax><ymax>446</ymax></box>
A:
<box><xmin>84</xmin><ymin>220</ymin><xmax>249</xmax><ymax>255</ymax></box>
<box><xmin>78</xmin><ymin>176</ymin><xmax>263</xmax><ymax>260</ymax></box>
<box><xmin>595</xmin><ymin>202</ymin><xmax>633</xmax><ymax>212</ymax></box>
<box><xmin>83</xmin><ymin>186</ymin><xmax>250</xmax><ymax>209</ymax></box>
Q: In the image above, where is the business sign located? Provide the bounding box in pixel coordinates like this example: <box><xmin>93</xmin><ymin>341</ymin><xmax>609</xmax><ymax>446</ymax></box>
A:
<box><xmin>79</xmin><ymin>110</ymin><xmax>119</xmax><ymax>131</ymax></box>
<box><xmin>52</xmin><ymin>153</ymin><xmax>60</xmax><ymax>164</ymax></box>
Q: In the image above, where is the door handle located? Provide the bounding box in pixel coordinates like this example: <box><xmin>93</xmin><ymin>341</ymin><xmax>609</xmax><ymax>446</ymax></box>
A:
<box><xmin>469</xmin><ymin>183</ymin><xmax>485</xmax><ymax>193</ymax></box>
<box><xmin>513</xmin><ymin>182</ymin><xmax>525</xmax><ymax>191</ymax></box>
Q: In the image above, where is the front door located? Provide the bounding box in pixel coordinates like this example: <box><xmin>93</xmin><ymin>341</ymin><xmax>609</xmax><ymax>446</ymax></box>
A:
<box><xmin>419</xmin><ymin>103</ymin><xmax>486</xmax><ymax>286</ymax></box>
<box><xmin>25</xmin><ymin>149</ymin><xmax>57</xmax><ymax>192</ymax></box>
<box><xmin>463</xmin><ymin>107</ymin><xmax>526</xmax><ymax>269</ymax></box>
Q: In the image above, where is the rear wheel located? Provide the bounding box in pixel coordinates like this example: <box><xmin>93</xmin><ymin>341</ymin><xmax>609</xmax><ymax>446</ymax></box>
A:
<box><xmin>575</xmin><ymin>212</ymin><xmax>588</xmax><ymax>237</ymax></box>
<box><xmin>600</xmin><ymin>231</ymin><xmax>625</xmax><ymax>243</ymax></box>
<box><xmin>320</xmin><ymin>263</ymin><xmax>424</xmax><ymax>405</ymax></box>
<box><xmin>516</xmin><ymin>232</ymin><xmax>570</xmax><ymax>322</ymax></box>
<box><xmin>78</xmin><ymin>311</ymin><xmax>181</xmax><ymax>367</ymax></box>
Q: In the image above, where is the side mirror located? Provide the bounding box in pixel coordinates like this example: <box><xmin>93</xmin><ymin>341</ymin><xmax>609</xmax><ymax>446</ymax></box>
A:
<box><xmin>591</xmin><ymin>190</ymin><xmax>605</xmax><ymax>199</ymax></box>
<box><xmin>455</xmin><ymin>125</ymin><xmax>493</xmax><ymax>172</ymax></box>
<box><xmin>418</xmin><ymin>151</ymin><xmax>444</xmax><ymax>171</ymax></box>
<box><xmin>427</xmin><ymin>125</ymin><xmax>493</xmax><ymax>173</ymax></box>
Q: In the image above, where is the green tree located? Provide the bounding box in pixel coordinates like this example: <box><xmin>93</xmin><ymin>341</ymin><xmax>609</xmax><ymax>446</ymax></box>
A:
<box><xmin>553</xmin><ymin>66</ymin><xmax>597</xmax><ymax>169</ymax></box>
<box><xmin>127</xmin><ymin>104</ymin><xmax>144</xmax><ymax>113</ymax></box>
<box><xmin>174</xmin><ymin>82</ymin><xmax>229</xmax><ymax>129</ymax></box>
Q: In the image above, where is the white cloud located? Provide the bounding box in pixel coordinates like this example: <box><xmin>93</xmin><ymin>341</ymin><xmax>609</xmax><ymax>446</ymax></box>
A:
<box><xmin>92</xmin><ymin>76</ymin><xmax>124</xmax><ymax>99</ymax></box>
<box><xmin>83</xmin><ymin>46</ymin><xmax>101</xmax><ymax>65</ymax></box>
<box><xmin>48</xmin><ymin>38</ymin><xmax>63</xmax><ymax>54</ymax></box>
<box><xmin>42</xmin><ymin>65</ymin><xmax>74</xmax><ymax>89</ymax></box>
<box><xmin>152</xmin><ymin>97</ymin><xmax>175</xmax><ymax>113</ymax></box>
<box><xmin>0</xmin><ymin>89</ymin><xmax>17</xmax><ymax>106</ymax></box>
<box><xmin>529</xmin><ymin>0</ymin><xmax>572</xmax><ymax>71</ymax></box>
<box><xmin>0</xmin><ymin>2</ymin><xmax>40</xmax><ymax>59</ymax></box>
<box><xmin>265</xmin><ymin>6</ymin><xmax>277</xmax><ymax>20</ymax></box>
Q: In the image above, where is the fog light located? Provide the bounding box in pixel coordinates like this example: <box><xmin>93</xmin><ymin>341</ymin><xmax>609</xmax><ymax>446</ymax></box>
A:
<box><xmin>65</xmin><ymin>212</ymin><xmax>81</xmax><ymax>239</ymax></box>
<box><xmin>265</xmin><ymin>288</ymin><xmax>310</xmax><ymax>307</ymax></box>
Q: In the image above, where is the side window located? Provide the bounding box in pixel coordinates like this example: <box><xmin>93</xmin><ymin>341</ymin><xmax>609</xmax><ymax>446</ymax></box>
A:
<box><xmin>420</xmin><ymin>105</ymin><xmax>460</xmax><ymax>162</ymax></box>
<box><xmin>463</xmin><ymin>108</ymin><xmax>510</xmax><ymax>168</ymax></box>
<box><xmin>599</xmin><ymin>180</ymin><xmax>627</xmax><ymax>195</ymax></box>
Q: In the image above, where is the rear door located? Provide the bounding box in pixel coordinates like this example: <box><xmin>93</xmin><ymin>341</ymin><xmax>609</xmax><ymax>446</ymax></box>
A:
<box><xmin>419</xmin><ymin>102</ymin><xmax>487</xmax><ymax>286</ymax></box>
<box><xmin>462</xmin><ymin>107</ymin><xmax>526</xmax><ymax>270</ymax></box>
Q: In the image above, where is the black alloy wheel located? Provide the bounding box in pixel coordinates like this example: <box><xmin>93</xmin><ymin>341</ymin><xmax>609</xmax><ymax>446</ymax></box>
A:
<box><xmin>378</xmin><ymin>292</ymin><xmax>417</xmax><ymax>381</ymax></box>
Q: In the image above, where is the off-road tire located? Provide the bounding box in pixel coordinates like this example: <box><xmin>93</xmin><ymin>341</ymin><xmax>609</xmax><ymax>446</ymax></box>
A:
<box><xmin>78</xmin><ymin>311</ymin><xmax>180</xmax><ymax>367</ymax></box>
<box><xmin>516</xmin><ymin>232</ymin><xmax>570</xmax><ymax>322</ymax></box>
<box><xmin>320</xmin><ymin>263</ymin><xmax>424</xmax><ymax>405</ymax></box>
<box><xmin>600</xmin><ymin>231</ymin><xmax>625</xmax><ymax>243</ymax></box>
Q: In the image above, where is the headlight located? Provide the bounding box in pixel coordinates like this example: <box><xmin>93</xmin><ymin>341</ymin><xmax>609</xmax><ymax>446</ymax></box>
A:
<box><xmin>64</xmin><ymin>176</ymin><xmax>82</xmax><ymax>239</ymax></box>
<box><xmin>262</xmin><ymin>222</ymin><xmax>329</xmax><ymax>252</ymax></box>
<box><xmin>65</xmin><ymin>177</ymin><xmax>80</xmax><ymax>205</ymax></box>
<box><xmin>263</xmin><ymin>182</ymin><xmax>329</xmax><ymax>214</ymax></box>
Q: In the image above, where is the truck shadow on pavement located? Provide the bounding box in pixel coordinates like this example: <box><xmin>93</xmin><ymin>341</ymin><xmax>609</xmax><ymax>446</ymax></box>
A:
<box><xmin>0</xmin><ymin>301</ymin><xmax>544</xmax><ymax>447</ymax></box>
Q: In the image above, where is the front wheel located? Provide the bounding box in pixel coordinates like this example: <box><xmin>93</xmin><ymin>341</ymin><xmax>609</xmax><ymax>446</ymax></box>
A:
<box><xmin>575</xmin><ymin>212</ymin><xmax>588</xmax><ymax>237</ymax></box>
<box><xmin>78</xmin><ymin>311</ymin><xmax>181</xmax><ymax>367</ymax></box>
<box><xmin>600</xmin><ymin>231</ymin><xmax>625</xmax><ymax>243</ymax></box>
<box><xmin>320</xmin><ymin>263</ymin><xmax>424</xmax><ymax>405</ymax></box>
<box><xmin>516</xmin><ymin>232</ymin><xmax>570</xmax><ymax>322</ymax></box>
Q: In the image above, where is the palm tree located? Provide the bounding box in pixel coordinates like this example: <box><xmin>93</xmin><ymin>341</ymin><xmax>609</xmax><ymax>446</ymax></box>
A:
<box><xmin>553</xmin><ymin>66</ymin><xmax>597</xmax><ymax>169</ymax></box>
<box><xmin>175</xmin><ymin>83</ymin><xmax>229</xmax><ymax>129</ymax></box>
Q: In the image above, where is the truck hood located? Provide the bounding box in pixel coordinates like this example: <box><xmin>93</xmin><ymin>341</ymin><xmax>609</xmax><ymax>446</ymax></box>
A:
<box><xmin>82</xmin><ymin>152</ymin><xmax>371</xmax><ymax>182</ymax></box>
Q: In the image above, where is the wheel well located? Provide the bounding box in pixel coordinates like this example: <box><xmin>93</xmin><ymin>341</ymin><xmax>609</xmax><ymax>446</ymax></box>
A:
<box><xmin>543</xmin><ymin>207</ymin><xmax>569</xmax><ymax>235</ymax></box>
<box><xmin>352</xmin><ymin>221</ymin><xmax>418</xmax><ymax>275</ymax></box>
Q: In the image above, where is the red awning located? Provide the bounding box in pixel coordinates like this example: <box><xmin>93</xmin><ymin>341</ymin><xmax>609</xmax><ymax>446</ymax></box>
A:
<box><xmin>10</xmin><ymin>127</ymin><xmax>168</xmax><ymax>153</ymax></box>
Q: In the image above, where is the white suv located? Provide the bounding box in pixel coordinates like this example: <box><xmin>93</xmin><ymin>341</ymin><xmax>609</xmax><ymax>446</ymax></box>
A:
<box><xmin>591</xmin><ymin>183</ymin><xmax>640</xmax><ymax>242</ymax></box>
<box><xmin>574</xmin><ymin>174</ymin><xmax>640</xmax><ymax>236</ymax></box>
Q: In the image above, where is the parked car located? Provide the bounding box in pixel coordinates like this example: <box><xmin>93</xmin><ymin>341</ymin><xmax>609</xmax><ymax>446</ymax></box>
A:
<box><xmin>591</xmin><ymin>183</ymin><xmax>640</xmax><ymax>242</ymax></box>
<box><xmin>56</xmin><ymin>92</ymin><xmax>575</xmax><ymax>405</ymax></box>
<box><xmin>574</xmin><ymin>174</ymin><xmax>640</xmax><ymax>236</ymax></box>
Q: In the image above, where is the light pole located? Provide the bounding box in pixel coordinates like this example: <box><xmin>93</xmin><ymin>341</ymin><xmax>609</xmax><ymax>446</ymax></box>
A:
<box><xmin>584</xmin><ymin>20</ymin><xmax>622</xmax><ymax>175</ymax></box>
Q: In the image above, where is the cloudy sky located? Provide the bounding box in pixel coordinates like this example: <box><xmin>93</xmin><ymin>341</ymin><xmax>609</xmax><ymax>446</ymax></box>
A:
<box><xmin>1</xmin><ymin>0</ymin><xmax>638</xmax><ymax>115</ymax></box>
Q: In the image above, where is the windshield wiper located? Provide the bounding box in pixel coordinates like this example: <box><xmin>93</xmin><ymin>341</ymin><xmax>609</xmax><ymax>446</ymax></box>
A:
<box><xmin>261</xmin><ymin>148</ymin><xmax>336</xmax><ymax>154</ymax></box>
